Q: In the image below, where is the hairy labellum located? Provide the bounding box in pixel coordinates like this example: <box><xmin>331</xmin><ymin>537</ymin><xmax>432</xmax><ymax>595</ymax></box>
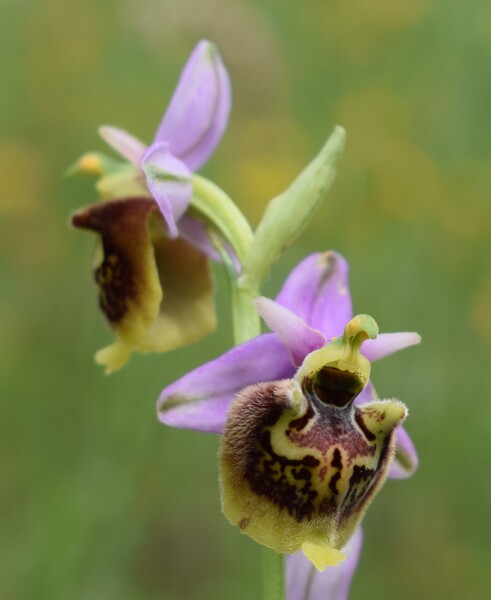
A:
<box><xmin>72</xmin><ymin>197</ymin><xmax>216</xmax><ymax>373</ymax></box>
<box><xmin>219</xmin><ymin>315</ymin><xmax>407</xmax><ymax>571</ymax></box>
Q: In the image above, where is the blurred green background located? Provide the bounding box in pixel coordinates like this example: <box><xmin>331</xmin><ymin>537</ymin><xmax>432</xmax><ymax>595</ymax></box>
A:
<box><xmin>1</xmin><ymin>0</ymin><xmax>490</xmax><ymax>598</ymax></box>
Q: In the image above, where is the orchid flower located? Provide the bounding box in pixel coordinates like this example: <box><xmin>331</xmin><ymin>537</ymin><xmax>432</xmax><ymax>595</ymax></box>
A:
<box><xmin>157</xmin><ymin>251</ymin><xmax>420</xmax><ymax>590</ymax></box>
<box><xmin>71</xmin><ymin>41</ymin><xmax>233</xmax><ymax>373</ymax></box>
<box><xmin>97</xmin><ymin>39</ymin><xmax>231</xmax><ymax>240</ymax></box>
<box><xmin>158</xmin><ymin>251</ymin><xmax>420</xmax><ymax>480</ymax></box>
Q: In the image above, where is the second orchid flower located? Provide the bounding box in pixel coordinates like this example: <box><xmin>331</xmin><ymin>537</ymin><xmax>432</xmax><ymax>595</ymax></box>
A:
<box><xmin>71</xmin><ymin>41</ymin><xmax>234</xmax><ymax>373</ymax></box>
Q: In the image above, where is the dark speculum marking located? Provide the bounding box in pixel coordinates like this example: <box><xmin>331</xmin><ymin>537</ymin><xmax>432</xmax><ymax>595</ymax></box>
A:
<box><xmin>95</xmin><ymin>247</ymin><xmax>134</xmax><ymax>322</ymax></box>
<box><xmin>72</xmin><ymin>197</ymin><xmax>157</xmax><ymax>325</ymax></box>
<box><xmin>230</xmin><ymin>380</ymin><xmax>396</xmax><ymax>530</ymax></box>
<box><xmin>354</xmin><ymin>411</ymin><xmax>377</xmax><ymax>442</ymax></box>
<box><xmin>244</xmin><ymin>417</ymin><xmax>321</xmax><ymax>522</ymax></box>
<box><xmin>331</xmin><ymin>448</ymin><xmax>343</xmax><ymax>469</ymax></box>
<box><xmin>288</xmin><ymin>402</ymin><xmax>315</xmax><ymax>431</ymax></box>
<box><xmin>328</xmin><ymin>471</ymin><xmax>341</xmax><ymax>495</ymax></box>
<box><xmin>243</xmin><ymin>405</ymin><xmax>379</xmax><ymax>523</ymax></box>
<box><xmin>337</xmin><ymin>434</ymin><xmax>392</xmax><ymax>522</ymax></box>
<box><xmin>310</xmin><ymin>366</ymin><xmax>364</xmax><ymax>407</ymax></box>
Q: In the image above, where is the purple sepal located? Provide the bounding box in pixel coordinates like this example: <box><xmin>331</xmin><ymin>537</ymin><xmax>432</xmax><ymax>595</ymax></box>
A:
<box><xmin>276</xmin><ymin>252</ymin><xmax>352</xmax><ymax>339</ymax></box>
<box><xmin>141</xmin><ymin>142</ymin><xmax>192</xmax><ymax>238</ymax></box>
<box><xmin>287</xmin><ymin>528</ymin><xmax>363</xmax><ymax>600</ymax></box>
<box><xmin>157</xmin><ymin>333</ymin><xmax>293</xmax><ymax>433</ymax></box>
<box><xmin>153</xmin><ymin>40</ymin><xmax>231</xmax><ymax>171</ymax></box>
<box><xmin>388</xmin><ymin>426</ymin><xmax>419</xmax><ymax>479</ymax></box>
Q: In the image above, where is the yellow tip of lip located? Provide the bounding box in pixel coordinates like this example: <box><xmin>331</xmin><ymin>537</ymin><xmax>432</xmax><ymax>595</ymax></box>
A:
<box><xmin>95</xmin><ymin>341</ymin><xmax>132</xmax><ymax>374</ymax></box>
<box><xmin>302</xmin><ymin>542</ymin><xmax>346</xmax><ymax>571</ymax></box>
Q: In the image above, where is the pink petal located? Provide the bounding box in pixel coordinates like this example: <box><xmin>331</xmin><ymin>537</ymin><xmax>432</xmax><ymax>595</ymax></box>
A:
<box><xmin>157</xmin><ymin>333</ymin><xmax>294</xmax><ymax>433</ymax></box>
<box><xmin>99</xmin><ymin>126</ymin><xmax>147</xmax><ymax>166</ymax></box>
<box><xmin>255</xmin><ymin>297</ymin><xmax>326</xmax><ymax>367</ymax></box>
<box><xmin>153</xmin><ymin>40</ymin><xmax>231</xmax><ymax>171</ymax></box>
<box><xmin>276</xmin><ymin>252</ymin><xmax>353</xmax><ymax>339</ymax></box>
<box><xmin>361</xmin><ymin>332</ymin><xmax>421</xmax><ymax>362</ymax></box>
<box><xmin>287</xmin><ymin>528</ymin><xmax>363</xmax><ymax>600</ymax></box>
<box><xmin>141</xmin><ymin>142</ymin><xmax>192</xmax><ymax>237</ymax></box>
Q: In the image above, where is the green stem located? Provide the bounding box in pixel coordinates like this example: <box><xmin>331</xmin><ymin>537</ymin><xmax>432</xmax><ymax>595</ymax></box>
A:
<box><xmin>231</xmin><ymin>276</ymin><xmax>261</xmax><ymax>345</ymax></box>
<box><xmin>261</xmin><ymin>546</ymin><xmax>286</xmax><ymax>600</ymax></box>
<box><xmin>231</xmin><ymin>275</ymin><xmax>285</xmax><ymax>599</ymax></box>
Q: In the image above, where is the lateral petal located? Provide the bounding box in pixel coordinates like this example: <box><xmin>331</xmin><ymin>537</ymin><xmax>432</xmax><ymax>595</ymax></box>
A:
<box><xmin>361</xmin><ymin>332</ymin><xmax>421</xmax><ymax>362</ymax></box>
<box><xmin>255</xmin><ymin>297</ymin><xmax>326</xmax><ymax>367</ymax></box>
<box><xmin>142</xmin><ymin>142</ymin><xmax>193</xmax><ymax>237</ymax></box>
<box><xmin>99</xmin><ymin>126</ymin><xmax>147</xmax><ymax>166</ymax></box>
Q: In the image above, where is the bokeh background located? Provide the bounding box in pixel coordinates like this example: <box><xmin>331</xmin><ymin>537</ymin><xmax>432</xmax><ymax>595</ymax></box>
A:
<box><xmin>2</xmin><ymin>0</ymin><xmax>490</xmax><ymax>598</ymax></box>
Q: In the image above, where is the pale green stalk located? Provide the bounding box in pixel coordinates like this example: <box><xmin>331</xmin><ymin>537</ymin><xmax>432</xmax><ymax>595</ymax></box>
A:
<box><xmin>231</xmin><ymin>270</ymin><xmax>285</xmax><ymax>600</ymax></box>
<box><xmin>191</xmin><ymin>174</ymin><xmax>254</xmax><ymax>264</ymax></box>
<box><xmin>261</xmin><ymin>546</ymin><xmax>286</xmax><ymax>600</ymax></box>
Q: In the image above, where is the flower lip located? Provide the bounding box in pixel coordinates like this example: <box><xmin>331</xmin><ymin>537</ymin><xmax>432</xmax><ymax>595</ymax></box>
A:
<box><xmin>220</xmin><ymin>371</ymin><xmax>407</xmax><ymax>569</ymax></box>
<box><xmin>71</xmin><ymin>196</ymin><xmax>216</xmax><ymax>373</ymax></box>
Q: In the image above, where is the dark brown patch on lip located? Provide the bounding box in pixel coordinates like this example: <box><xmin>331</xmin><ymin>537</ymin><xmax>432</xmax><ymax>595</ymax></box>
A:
<box><xmin>222</xmin><ymin>379</ymin><xmax>401</xmax><ymax>542</ymax></box>
<box><xmin>288</xmin><ymin>409</ymin><xmax>375</xmax><ymax>460</ymax></box>
<box><xmin>331</xmin><ymin>448</ymin><xmax>343</xmax><ymax>469</ymax></box>
<box><xmin>246</xmin><ymin>426</ymin><xmax>320</xmax><ymax>522</ymax></box>
<box><xmin>328</xmin><ymin>471</ymin><xmax>341</xmax><ymax>496</ymax></box>
<box><xmin>72</xmin><ymin>197</ymin><xmax>158</xmax><ymax>325</ymax></box>
<box><xmin>354</xmin><ymin>411</ymin><xmax>376</xmax><ymax>442</ymax></box>
<box><xmin>338</xmin><ymin>434</ymin><xmax>393</xmax><ymax>523</ymax></box>
<box><xmin>238</xmin><ymin>517</ymin><xmax>250</xmax><ymax>530</ymax></box>
<box><xmin>340</xmin><ymin>464</ymin><xmax>376</xmax><ymax>514</ymax></box>
<box><xmin>288</xmin><ymin>402</ymin><xmax>314</xmax><ymax>431</ymax></box>
<box><xmin>95</xmin><ymin>249</ymin><xmax>133</xmax><ymax>322</ymax></box>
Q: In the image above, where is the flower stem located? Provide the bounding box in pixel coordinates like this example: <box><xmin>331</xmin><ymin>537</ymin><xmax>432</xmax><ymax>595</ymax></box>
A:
<box><xmin>231</xmin><ymin>276</ymin><xmax>261</xmax><ymax>345</ymax></box>
<box><xmin>261</xmin><ymin>546</ymin><xmax>286</xmax><ymax>600</ymax></box>
<box><xmin>231</xmin><ymin>276</ymin><xmax>285</xmax><ymax>599</ymax></box>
